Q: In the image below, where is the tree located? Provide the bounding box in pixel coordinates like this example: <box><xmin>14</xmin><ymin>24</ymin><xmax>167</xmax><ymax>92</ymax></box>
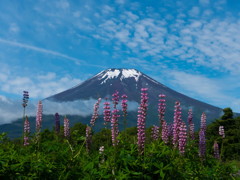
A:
<box><xmin>221</xmin><ymin>107</ymin><xmax>233</xmax><ymax>120</ymax></box>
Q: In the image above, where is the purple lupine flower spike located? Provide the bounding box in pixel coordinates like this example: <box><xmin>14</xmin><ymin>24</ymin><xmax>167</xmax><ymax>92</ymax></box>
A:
<box><xmin>201</xmin><ymin>112</ymin><xmax>206</xmax><ymax>131</ymax></box>
<box><xmin>55</xmin><ymin>113</ymin><xmax>60</xmax><ymax>133</ymax></box>
<box><xmin>36</xmin><ymin>101</ymin><xmax>43</xmax><ymax>135</ymax></box>
<box><xmin>189</xmin><ymin>123</ymin><xmax>195</xmax><ymax>140</ymax></box>
<box><xmin>158</xmin><ymin>94</ymin><xmax>166</xmax><ymax>126</ymax></box>
<box><xmin>86</xmin><ymin>125</ymin><xmax>92</xmax><ymax>153</ymax></box>
<box><xmin>199</xmin><ymin>112</ymin><xmax>207</xmax><ymax>158</ymax></box>
<box><xmin>151</xmin><ymin>125</ymin><xmax>159</xmax><ymax>140</ymax></box>
<box><xmin>187</xmin><ymin>109</ymin><xmax>193</xmax><ymax>125</ymax></box>
<box><xmin>121</xmin><ymin>94</ymin><xmax>128</xmax><ymax>131</ymax></box>
<box><xmin>188</xmin><ymin>109</ymin><xmax>195</xmax><ymax>140</ymax></box>
<box><xmin>179</xmin><ymin>122</ymin><xmax>187</xmax><ymax>155</ymax></box>
<box><xmin>219</xmin><ymin>126</ymin><xmax>225</xmax><ymax>138</ymax></box>
<box><xmin>24</xmin><ymin>116</ymin><xmax>30</xmax><ymax>146</ymax></box>
<box><xmin>121</xmin><ymin>94</ymin><xmax>128</xmax><ymax>117</ymax></box>
<box><xmin>22</xmin><ymin>91</ymin><xmax>29</xmax><ymax>142</ymax></box>
<box><xmin>103</xmin><ymin>98</ymin><xmax>111</xmax><ymax>126</ymax></box>
<box><xmin>168</xmin><ymin>123</ymin><xmax>173</xmax><ymax>139</ymax></box>
<box><xmin>22</xmin><ymin>91</ymin><xmax>29</xmax><ymax>108</ymax></box>
<box><xmin>173</xmin><ymin>101</ymin><xmax>182</xmax><ymax>148</ymax></box>
<box><xmin>64</xmin><ymin>117</ymin><xmax>70</xmax><ymax>138</ymax></box>
<box><xmin>111</xmin><ymin>109</ymin><xmax>120</xmax><ymax>146</ymax></box>
<box><xmin>111</xmin><ymin>91</ymin><xmax>120</xmax><ymax>146</ymax></box>
<box><xmin>137</xmin><ymin>88</ymin><xmax>148</xmax><ymax>155</ymax></box>
<box><xmin>112</xmin><ymin>90</ymin><xmax>119</xmax><ymax>109</ymax></box>
<box><xmin>162</xmin><ymin>120</ymin><xmax>169</xmax><ymax>144</ymax></box>
<box><xmin>213</xmin><ymin>141</ymin><xmax>220</xmax><ymax>159</ymax></box>
<box><xmin>90</xmin><ymin>98</ymin><xmax>101</xmax><ymax>127</ymax></box>
<box><xmin>199</xmin><ymin>129</ymin><xmax>206</xmax><ymax>158</ymax></box>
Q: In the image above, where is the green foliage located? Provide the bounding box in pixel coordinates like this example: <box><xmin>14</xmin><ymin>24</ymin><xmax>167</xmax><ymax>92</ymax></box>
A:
<box><xmin>0</xmin><ymin>115</ymin><xmax>239</xmax><ymax>179</ymax></box>
<box><xmin>221</xmin><ymin>107</ymin><xmax>234</xmax><ymax>120</ymax></box>
<box><xmin>207</xmin><ymin>108</ymin><xmax>240</xmax><ymax>161</ymax></box>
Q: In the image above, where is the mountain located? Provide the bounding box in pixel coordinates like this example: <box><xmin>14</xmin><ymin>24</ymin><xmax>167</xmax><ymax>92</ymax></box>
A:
<box><xmin>46</xmin><ymin>68</ymin><xmax>223</xmax><ymax>128</ymax></box>
<box><xmin>1</xmin><ymin>68</ymin><xmax>226</xmax><ymax>138</ymax></box>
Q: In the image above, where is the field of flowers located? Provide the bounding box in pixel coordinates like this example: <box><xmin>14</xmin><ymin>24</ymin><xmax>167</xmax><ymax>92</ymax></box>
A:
<box><xmin>0</xmin><ymin>89</ymin><xmax>239</xmax><ymax>179</ymax></box>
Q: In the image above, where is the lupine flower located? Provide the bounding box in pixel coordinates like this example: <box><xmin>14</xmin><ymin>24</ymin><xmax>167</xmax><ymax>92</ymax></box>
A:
<box><xmin>199</xmin><ymin>129</ymin><xmax>206</xmax><ymax>158</ymax></box>
<box><xmin>112</xmin><ymin>90</ymin><xmax>119</xmax><ymax>109</ymax></box>
<box><xmin>173</xmin><ymin>101</ymin><xmax>182</xmax><ymax>148</ymax></box>
<box><xmin>158</xmin><ymin>94</ymin><xmax>166</xmax><ymax>126</ymax></box>
<box><xmin>99</xmin><ymin>146</ymin><xmax>104</xmax><ymax>155</ymax></box>
<box><xmin>111</xmin><ymin>109</ymin><xmax>120</xmax><ymax>146</ymax></box>
<box><xmin>199</xmin><ymin>112</ymin><xmax>207</xmax><ymax>158</ymax></box>
<box><xmin>187</xmin><ymin>109</ymin><xmax>193</xmax><ymax>125</ymax></box>
<box><xmin>219</xmin><ymin>126</ymin><xmax>225</xmax><ymax>138</ymax></box>
<box><xmin>103</xmin><ymin>98</ymin><xmax>111</xmax><ymax>126</ymax></box>
<box><xmin>213</xmin><ymin>141</ymin><xmax>220</xmax><ymax>159</ymax></box>
<box><xmin>24</xmin><ymin>116</ymin><xmax>30</xmax><ymax>146</ymax></box>
<box><xmin>137</xmin><ymin>88</ymin><xmax>148</xmax><ymax>155</ymax></box>
<box><xmin>22</xmin><ymin>91</ymin><xmax>29</xmax><ymax>108</ymax></box>
<box><xmin>188</xmin><ymin>109</ymin><xmax>195</xmax><ymax>140</ymax></box>
<box><xmin>200</xmin><ymin>112</ymin><xmax>206</xmax><ymax>131</ymax></box>
<box><xmin>64</xmin><ymin>117</ymin><xmax>70</xmax><ymax>138</ymax></box>
<box><xmin>36</xmin><ymin>101</ymin><xmax>43</xmax><ymax>134</ymax></box>
<box><xmin>179</xmin><ymin>122</ymin><xmax>187</xmax><ymax>155</ymax></box>
<box><xmin>162</xmin><ymin>120</ymin><xmax>169</xmax><ymax>144</ymax></box>
<box><xmin>121</xmin><ymin>94</ymin><xmax>128</xmax><ymax>117</ymax></box>
<box><xmin>86</xmin><ymin>125</ymin><xmax>92</xmax><ymax>153</ymax></box>
<box><xmin>55</xmin><ymin>113</ymin><xmax>60</xmax><ymax>133</ymax></box>
<box><xmin>121</xmin><ymin>94</ymin><xmax>128</xmax><ymax>131</ymax></box>
<box><xmin>189</xmin><ymin>123</ymin><xmax>195</xmax><ymax>140</ymax></box>
<box><xmin>90</xmin><ymin>98</ymin><xmax>101</xmax><ymax>127</ymax></box>
<box><xmin>151</xmin><ymin>125</ymin><xmax>159</xmax><ymax>140</ymax></box>
<box><xmin>22</xmin><ymin>91</ymin><xmax>29</xmax><ymax>139</ymax></box>
<box><xmin>168</xmin><ymin>123</ymin><xmax>173</xmax><ymax>143</ymax></box>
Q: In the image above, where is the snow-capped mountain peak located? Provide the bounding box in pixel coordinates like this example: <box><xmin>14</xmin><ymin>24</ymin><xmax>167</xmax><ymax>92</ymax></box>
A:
<box><xmin>100</xmin><ymin>69</ymin><xmax>121</xmax><ymax>84</ymax></box>
<box><xmin>101</xmin><ymin>69</ymin><xmax>120</xmax><ymax>79</ymax></box>
<box><xmin>121</xmin><ymin>69</ymin><xmax>142</xmax><ymax>81</ymax></box>
<box><xmin>99</xmin><ymin>68</ymin><xmax>142</xmax><ymax>84</ymax></box>
<box><xmin>45</xmin><ymin>68</ymin><xmax>224</xmax><ymax>128</ymax></box>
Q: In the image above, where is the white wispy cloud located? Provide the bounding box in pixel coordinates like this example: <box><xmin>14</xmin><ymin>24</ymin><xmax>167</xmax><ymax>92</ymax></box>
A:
<box><xmin>0</xmin><ymin>38</ymin><xmax>83</xmax><ymax>65</ymax></box>
<box><xmin>188</xmin><ymin>6</ymin><xmax>200</xmax><ymax>17</ymax></box>
<box><xmin>199</xmin><ymin>0</ymin><xmax>210</xmax><ymax>5</ymax></box>
<box><xmin>56</xmin><ymin>0</ymin><xmax>70</xmax><ymax>10</ymax></box>
<box><xmin>43</xmin><ymin>99</ymin><xmax>139</xmax><ymax>116</ymax></box>
<box><xmin>166</xmin><ymin>70</ymin><xmax>240</xmax><ymax>112</ymax></box>
<box><xmin>0</xmin><ymin>38</ymin><xmax>106</xmax><ymax>68</ymax></box>
<box><xmin>115</xmin><ymin>0</ymin><xmax>125</xmax><ymax>4</ymax></box>
<box><xmin>93</xmin><ymin>7</ymin><xmax>240</xmax><ymax>113</ymax></box>
<box><xmin>0</xmin><ymin>95</ymin><xmax>139</xmax><ymax>124</ymax></box>
<box><xmin>168</xmin><ymin>71</ymin><xmax>226</xmax><ymax>100</ymax></box>
<box><xmin>214</xmin><ymin>0</ymin><xmax>226</xmax><ymax>10</ymax></box>
<box><xmin>102</xmin><ymin>5</ymin><xmax>115</xmax><ymax>14</ymax></box>
<box><xmin>0</xmin><ymin>70</ymin><xmax>82</xmax><ymax>98</ymax></box>
<box><xmin>0</xmin><ymin>96</ymin><xmax>37</xmax><ymax>124</ymax></box>
<box><xmin>9</xmin><ymin>23</ymin><xmax>20</xmax><ymax>33</ymax></box>
<box><xmin>95</xmin><ymin>9</ymin><xmax>240</xmax><ymax>75</ymax></box>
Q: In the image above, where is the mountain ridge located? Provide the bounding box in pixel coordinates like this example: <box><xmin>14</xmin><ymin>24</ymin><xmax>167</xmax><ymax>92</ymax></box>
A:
<box><xmin>45</xmin><ymin>68</ymin><xmax>222</xmax><ymax>111</ymax></box>
<box><xmin>45</xmin><ymin>68</ymin><xmax>223</xmax><ymax>127</ymax></box>
<box><xmin>0</xmin><ymin>68</ymin><xmax>228</xmax><ymax>138</ymax></box>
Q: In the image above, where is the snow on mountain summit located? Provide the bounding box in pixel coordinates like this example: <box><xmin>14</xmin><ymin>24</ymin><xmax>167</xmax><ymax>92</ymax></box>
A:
<box><xmin>101</xmin><ymin>69</ymin><xmax>120</xmax><ymax>79</ymax></box>
<box><xmin>121</xmin><ymin>69</ymin><xmax>142</xmax><ymax>81</ymax></box>
<box><xmin>99</xmin><ymin>68</ymin><xmax>142</xmax><ymax>84</ymax></box>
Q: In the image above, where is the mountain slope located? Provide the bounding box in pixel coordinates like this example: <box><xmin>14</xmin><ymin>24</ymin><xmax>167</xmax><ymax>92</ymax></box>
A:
<box><xmin>46</xmin><ymin>68</ymin><xmax>223</xmax><ymax>127</ymax></box>
<box><xmin>1</xmin><ymin>68</ymin><xmax>226</xmax><ymax>138</ymax></box>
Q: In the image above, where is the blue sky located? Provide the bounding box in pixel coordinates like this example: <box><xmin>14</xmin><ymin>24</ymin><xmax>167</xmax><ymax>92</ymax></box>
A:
<box><xmin>0</xmin><ymin>0</ymin><xmax>240</xmax><ymax>116</ymax></box>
